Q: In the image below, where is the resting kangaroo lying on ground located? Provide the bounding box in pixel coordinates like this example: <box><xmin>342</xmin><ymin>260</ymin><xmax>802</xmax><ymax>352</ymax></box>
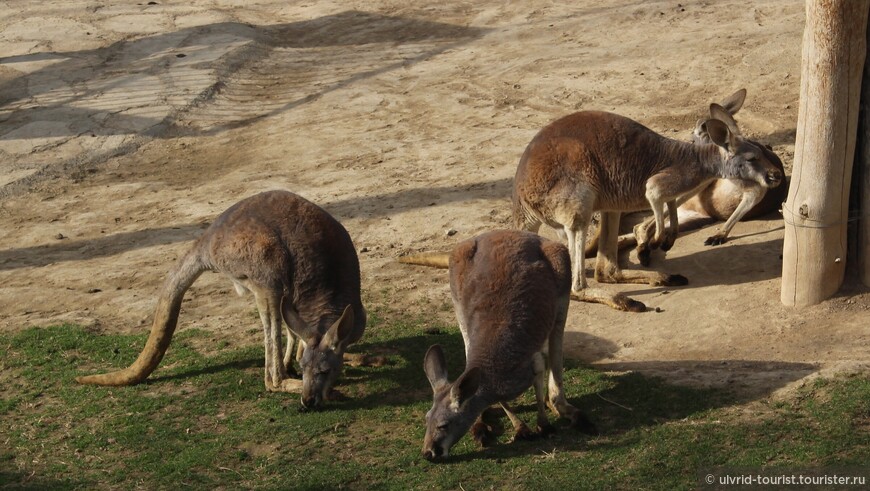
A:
<box><xmin>421</xmin><ymin>230</ymin><xmax>596</xmax><ymax>461</ymax></box>
<box><xmin>583</xmin><ymin>89</ymin><xmax>788</xmax><ymax>263</ymax></box>
<box><xmin>76</xmin><ymin>190</ymin><xmax>366</xmax><ymax>410</ymax></box>
<box><xmin>511</xmin><ymin>104</ymin><xmax>783</xmax><ymax>311</ymax></box>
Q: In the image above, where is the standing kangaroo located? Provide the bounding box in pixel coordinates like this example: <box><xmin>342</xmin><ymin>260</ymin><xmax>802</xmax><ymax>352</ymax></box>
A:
<box><xmin>421</xmin><ymin>230</ymin><xmax>596</xmax><ymax>461</ymax></box>
<box><xmin>512</xmin><ymin>105</ymin><xmax>783</xmax><ymax>311</ymax></box>
<box><xmin>629</xmin><ymin>89</ymin><xmax>787</xmax><ymax>263</ymax></box>
<box><xmin>76</xmin><ymin>190</ymin><xmax>366</xmax><ymax>409</ymax></box>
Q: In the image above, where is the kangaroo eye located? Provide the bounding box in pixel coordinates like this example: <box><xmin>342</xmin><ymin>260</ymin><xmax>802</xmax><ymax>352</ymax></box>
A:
<box><xmin>437</xmin><ymin>423</ymin><xmax>449</xmax><ymax>431</ymax></box>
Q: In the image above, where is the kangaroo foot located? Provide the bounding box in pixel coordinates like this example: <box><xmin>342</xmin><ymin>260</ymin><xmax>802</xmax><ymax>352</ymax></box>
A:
<box><xmin>571</xmin><ymin>289</ymin><xmax>647</xmax><ymax>313</ymax></box>
<box><xmin>510</xmin><ymin>424</ymin><xmax>538</xmax><ymax>443</ymax></box>
<box><xmin>650</xmin><ymin>274</ymin><xmax>688</xmax><ymax>287</ymax></box>
<box><xmin>267</xmin><ymin>377</ymin><xmax>304</xmax><ymax>393</ymax></box>
<box><xmin>637</xmin><ymin>245</ymin><xmax>652</xmax><ymax>267</ymax></box>
<box><xmin>704</xmin><ymin>234</ymin><xmax>727</xmax><ymax>246</ymax></box>
<box><xmin>471</xmin><ymin>421</ymin><xmax>497</xmax><ymax>447</ymax></box>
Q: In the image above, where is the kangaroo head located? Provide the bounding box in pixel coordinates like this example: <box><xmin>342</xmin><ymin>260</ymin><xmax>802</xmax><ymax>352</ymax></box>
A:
<box><xmin>704</xmin><ymin>103</ymin><xmax>783</xmax><ymax>189</ymax></box>
<box><xmin>691</xmin><ymin>89</ymin><xmax>746</xmax><ymax>144</ymax></box>
<box><xmin>297</xmin><ymin>304</ymin><xmax>355</xmax><ymax>410</ymax></box>
<box><xmin>421</xmin><ymin>344</ymin><xmax>482</xmax><ymax>461</ymax></box>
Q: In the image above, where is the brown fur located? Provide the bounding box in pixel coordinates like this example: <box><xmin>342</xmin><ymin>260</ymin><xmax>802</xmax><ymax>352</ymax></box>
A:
<box><xmin>584</xmin><ymin>90</ymin><xmax>789</xmax><ymax>260</ymax></box>
<box><xmin>76</xmin><ymin>190</ymin><xmax>365</xmax><ymax>409</ymax></box>
<box><xmin>512</xmin><ymin>106</ymin><xmax>783</xmax><ymax>311</ymax></box>
<box><xmin>421</xmin><ymin>230</ymin><xmax>595</xmax><ymax>461</ymax></box>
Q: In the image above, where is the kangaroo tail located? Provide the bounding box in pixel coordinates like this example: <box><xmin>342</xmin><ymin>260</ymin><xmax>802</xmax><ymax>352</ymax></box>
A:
<box><xmin>397</xmin><ymin>253</ymin><xmax>450</xmax><ymax>269</ymax></box>
<box><xmin>76</xmin><ymin>247</ymin><xmax>207</xmax><ymax>386</ymax></box>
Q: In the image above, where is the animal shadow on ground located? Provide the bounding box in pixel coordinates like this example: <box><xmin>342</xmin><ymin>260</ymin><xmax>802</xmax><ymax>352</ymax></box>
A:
<box><xmin>441</xmin><ymin>356</ymin><xmax>817</xmax><ymax>463</ymax></box>
<box><xmin>0</xmin><ymin>178</ymin><xmax>510</xmax><ymax>272</ymax></box>
<box><xmin>619</xmin><ymin>232</ymin><xmax>784</xmax><ymax>292</ymax></box>
<box><xmin>0</xmin><ymin>223</ymin><xmax>208</xmax><ymax>271</ymax></box>
<box><xmin>0</xmin><ymin>11</ymin><xmax>488</xmax><ymax>142</ymax></box>
<box><xmin>323</xmin><ymin>178</ymin><xmax>513</xmax><ymax>220</ymax></box>
<box><xmin>118</xmin><ymin>322</ymin><xmax>817</xmax><ymax>461</ymax></box>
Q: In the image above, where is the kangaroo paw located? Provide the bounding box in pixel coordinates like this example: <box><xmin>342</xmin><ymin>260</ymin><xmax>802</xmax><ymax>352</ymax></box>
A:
<box><xmin>267</xmin><ymin>378</ymin><xmax>304</xmax><ymax>393</ymax></box>
<box><xmin>661</xmin><ymin>236</ymin><xmax>676</xmax><ymax>252</ymax></box>
<box><xmin>510</xmin><ymin>425</ymin><xmax>538</xmax><ymax>442</ymax></box>
<box><xmin>637</xmin><ymin>245</ymin><xmax>652</xmax><ymax>267</ymax></box>
<box><xmin>471</xmin><ymin>421</ymin><xmax>496</xmax><ymax>447</ymax></box>
<box><xmin>613</xmin><ymin>293</ymin><xmax>647</xmax><ymax>313</ymax></box>
<box><xmin>652</xmin><ymin>274</ymin><xmax>688</xmax><ymax>287</ymax></box>
<box><xmin>704</xmin><ymin>235</ymin><xmax>727</xmax><ymax>246</ymax></box>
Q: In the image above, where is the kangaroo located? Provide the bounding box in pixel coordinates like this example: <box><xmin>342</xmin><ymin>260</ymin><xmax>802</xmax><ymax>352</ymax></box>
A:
<box><xmin>511</xmin><ymin>104</ymin><xmax>783</xmax><ymax>311</ymax></box>
<box><xmin>583</xmin><ymin>90</ymin><xmax>788</xmax><ymax>260</ymax></box>
<box><xmin>627</xmin><ymin>89</ymin><xmax>787</xmax><ymax>264</ymax></box>
<box><xmin>76</xmin><ymin>190</ymin><xmax>366</xmax><ymax>410</ymax></box>
<box><xmin>421</xmin><ymin>230</ymin><xmax>596</xmax><ymax>461</ymax></box>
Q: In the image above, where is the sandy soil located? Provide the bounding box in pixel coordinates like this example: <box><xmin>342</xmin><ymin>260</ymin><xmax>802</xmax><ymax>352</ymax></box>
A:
<box><xmin>1</xmin><ymin>0</ymin><xmax>868</xmax><ymax>401</ymax></box>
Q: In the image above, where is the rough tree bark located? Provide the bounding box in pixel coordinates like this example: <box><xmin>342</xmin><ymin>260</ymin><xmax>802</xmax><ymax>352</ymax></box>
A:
<box><xmin>858</xmin><ymin>15</ymin><xmax>870</xmax><ymax>287</ymax></box>
<box><xmin>782</xmin><ymin>0</ymin><xmax>870</xmax><ymax>306</ymax></box>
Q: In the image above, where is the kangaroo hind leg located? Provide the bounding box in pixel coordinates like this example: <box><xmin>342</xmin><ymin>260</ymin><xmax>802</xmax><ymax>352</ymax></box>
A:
<box><xmin>254</xmin><ymin>287</ymin><xmax>302</xmax><ymax>393</ymax></box>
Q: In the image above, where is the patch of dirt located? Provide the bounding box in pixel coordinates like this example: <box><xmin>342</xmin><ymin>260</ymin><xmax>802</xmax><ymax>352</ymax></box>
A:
<box><xmin>1</xmin><ymin>1</ymin><xmax>867</xmax><ymax>405</ymax></box>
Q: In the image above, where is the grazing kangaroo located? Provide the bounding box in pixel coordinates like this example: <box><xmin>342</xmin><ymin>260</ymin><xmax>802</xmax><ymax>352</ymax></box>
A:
<box><xmin>76</xmin><ymin>190</ymin><xmax>366</xmax><ymax>409</ymax></box>
<box><xmin>421</xmin><ymin>230</ymin><xmax>596</xmax><ymax>461</ymax></box>
<box><xmin>511</xmin><ymin>104</ymin><xmax>783</xmax><ymax>311</ymax></box>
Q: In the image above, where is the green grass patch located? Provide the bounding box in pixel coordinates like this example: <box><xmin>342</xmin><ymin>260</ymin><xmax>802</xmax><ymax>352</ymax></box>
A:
<box><xmin>1</xmin><ymin>317</ymin><xmax>868</xmax><ymax>490</ymax></box>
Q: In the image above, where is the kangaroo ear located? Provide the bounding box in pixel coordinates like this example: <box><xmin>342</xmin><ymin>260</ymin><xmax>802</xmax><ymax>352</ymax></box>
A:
<box><xmin>450</xmin><ymin>366</ymin><xmax>480</xmax><ymax>408</ymax></box>
<box><xmin>282</xmin><ymin>296</ymin><xmax>317</xmax><ymax>340</ymax></box>
<box><xmin>705</xmin><ymin>118</ymin><xmax>731</xmax><ymax>150</ymax></box>
<box><xmin>423</xmin><ymin>345</ymin><xmax>448</xmax><ymax>392</ymax></box>
<box><xmin>710</xmin><ymin>103</ymin><xmax>742</xmax><ymax>137</ymax></box>
<box><xmin>321</xmin><ymin>304</ymin><xmax>355</xmax><ymax>351</ymax></box>
<box><xmin>719</xmin><ymin>88</ymin><xmax>746</xmax><ymax>115</ymax></box>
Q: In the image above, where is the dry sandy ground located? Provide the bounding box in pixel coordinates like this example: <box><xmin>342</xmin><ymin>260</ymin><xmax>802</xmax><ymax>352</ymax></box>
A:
<box><xmin>1</xmin><ymin>0</ymin><xmax>868</xmax><ymax>402</ymax></box>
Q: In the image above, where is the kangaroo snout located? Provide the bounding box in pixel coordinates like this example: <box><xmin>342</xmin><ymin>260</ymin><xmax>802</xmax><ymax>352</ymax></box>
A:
<box><xmin>300</xmin><ymin>394</ymin><xmax>322</xmax><ymax>411</ymax></box>
<box><xmin>765</xmin><ymin>170</ymin><xmax>783</xmax><ymax>187</ymax></box>
<box><xmin>422</xmin><ymin>446</ymin><xmax>444</xmax><ymax>462</ymax></box>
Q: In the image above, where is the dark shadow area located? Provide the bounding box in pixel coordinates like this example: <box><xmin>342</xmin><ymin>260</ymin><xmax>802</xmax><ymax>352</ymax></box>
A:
<box><xmin>112</xmin><ymin>321</ymin><xmax>819</xmax><ymax>461</ymax></box>
<box><xmin>151</xmin><ymin>356</ymin><xmax>262</xmax><ymax>383</ymax></box>
<box><xmin>562</xmin><ymin>330</ymin><xmax>621</xmax><ymax>364</ymax></box>
<box><xmin>1</xmin><ymin>178</ymin><xmax>510</xmax><ymax>272</ymax></box>
<box><xmin>0</xmin><ymin>223</ymin><xmax>206</xmax><ymax>271</ymax></box>
<box><xmin>619</xmin><ymin>234</ymin><xmax>783</xmax><ymax>292</ymax></box>
<box><xmin>322</xmin><ymin>178</ymin><xmax>513</xmax><ymax>220</ymax></box>
<box><xmin>0</xmin><ymin>11</ymin><xmax>488</xmax><ymax>141</ymax></box>
<box><xmin>336</xmin><ymin>329</ymin><xmax>468</xmax><ymax>411</ymax></box>
<box><xmin>590</xmin><ymin>360</ymin><xmax>817</xmax><ymax>403</ymax></box>
<box><xmin>0</xmin><ymin>472</ymin><xmax>79</xmax><ymax>490</ymax></box>
<box><xmin>435</xmin><ymin>358</ymin><xmax>817</xmax><ymax>463</ymax></box>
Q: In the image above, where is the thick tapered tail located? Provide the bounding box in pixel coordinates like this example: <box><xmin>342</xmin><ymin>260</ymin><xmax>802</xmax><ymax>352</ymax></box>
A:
<box><xmin>397</xmin><ymin>253</ymin><xmax>450</xmax><ymax>269</ymax></box>
<box><xmin>76</xmin><ymin>248</ymin><xmax>206</xmax><ymax>386</ymax></box>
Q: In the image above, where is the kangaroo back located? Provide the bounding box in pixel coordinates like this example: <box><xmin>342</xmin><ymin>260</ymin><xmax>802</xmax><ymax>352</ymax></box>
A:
<box><xmin>449</xmin><ymin>231</ymin><xmax>569</xmax><ymax>378</ymax></box>
<box><xmin>421</xmin><ymin>230</ymin><xmax>580</xmax><ymax>460</ymax></box>
<box><xmin>78</xmin><ymin>190</ymin><xmax>365</xmax><ymax>409</ymax></box>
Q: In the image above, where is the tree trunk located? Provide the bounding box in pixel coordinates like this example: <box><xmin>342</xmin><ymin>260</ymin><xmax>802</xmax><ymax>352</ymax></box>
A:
<box><xmin>858</xmin><ymin>15</ymin><xmax>870</xmax><ymax>287</ymax></box>
<box><xmin>781</xmin><ymin>0</ymin><xmax>870</xmax><ymax>306</ymax></box>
